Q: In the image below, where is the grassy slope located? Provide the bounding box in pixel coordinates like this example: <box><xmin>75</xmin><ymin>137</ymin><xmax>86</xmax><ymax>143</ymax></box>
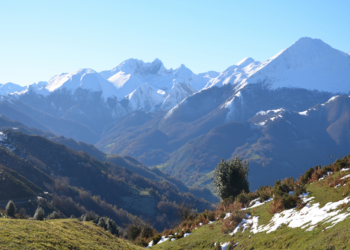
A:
<box><xmin>152</xmin><ymin>171</ymin><xmax>350</xmax><ymax>250</ymax></box>
<box><xmin>0</xmin><ymin>218</ymin><xmax>143</xmax><ymax>250</ymax></box>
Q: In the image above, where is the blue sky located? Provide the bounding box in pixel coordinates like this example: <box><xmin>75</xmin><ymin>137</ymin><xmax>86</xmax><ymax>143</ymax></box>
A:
<box><xmin>1</xmin><ymin>0</ymin><xmax>349</xmax><ymax>86</ymax></box>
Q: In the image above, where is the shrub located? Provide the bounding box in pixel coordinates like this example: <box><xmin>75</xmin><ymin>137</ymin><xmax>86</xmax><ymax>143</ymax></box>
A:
<box><xmin>221</xmin><ymin>210</ymin><xmax>245</xmax><ymax>234</ymax></box>
<box><xmin>267</xmin><ymin>198</ymin><xmax>283</xmax><ymax>214</ymax></box>
<box><xmin>175</xmin><ymin>231</ymin><xmax>184</xmax><ymax>239</ymax></box>
<box><xmin>47</xmin><ymin>211</ymin><xmax>60</xmax><ymax>220</ymax></box>
<box><xmin>303</xmin><ymin>167</ymin><xmax>315</xmax><ymax>183</ymax></box>
<box><xmin>176</xmin><ymin>202</ymin><xmax>194</xmax><ymax>221</ymax></box>
<box><xmin>153</xmin><ymin>233</ymin><xmax>162</xmax><ymax>244</ymax></box>
<box><xmin>207</xmin><ymin>211</ymin><xmax>215</xmax><ymax>221</ymax></box>
<box><xmin>281</xmin><ymin>195</ymin><xmax>298</xmax><ymax>209</ymax></box>
<box><xmin>81</xmin><ymin>211</ymin><xmax>97</xmax><ymax>221</ymax></box>
<box><xmin>128</xmin><ymin>225</ymin><xmax>141</xmax><ymax>241</ymax></box>
<box><xmin>18</xmin><ymin>208</ymin><xmax>28</xmax><ymax>219</ymax></box>
<box><xmin>5</xmin><ymin>200</ymin><xmax>16</xmax><ymax>217</ymax></box>
<box><xmin>33</xmin><ymin>207</ymin><xmax>45</xmax><ymax>220</ymax></box>
<box><xmin>142</xmin><ymin>224</ymin><xmax>154</xmax><ymax>238</ymax></box>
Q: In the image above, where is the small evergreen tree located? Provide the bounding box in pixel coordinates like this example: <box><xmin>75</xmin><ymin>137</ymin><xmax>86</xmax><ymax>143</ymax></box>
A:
<box><xmin>213</xmin><ymin>157</ymin><xmax>250</xmax><ymax>200</ymax></box>
<box><xmin>47</xmin><ymin>211</ymin><xmax>60</xmax><ymax>220</ymax></box>
<box><xmin>33</xmin><ymin>207</ymin><xmax>45</xmax><ymax>220</ymax></box>
<box><xmin>97</xmin><ymin>217</ymin><xmax>106</xmax><ymax>228</ymax></box>
<box><xmin>6</xmin><ymin>200</ymin><xmax>16</xmax><ymax>217</ymax></box>
<box><xmin>106</xmin><ymin>218</ymin><xmax>119</xmax><ymax>236</ymax></box>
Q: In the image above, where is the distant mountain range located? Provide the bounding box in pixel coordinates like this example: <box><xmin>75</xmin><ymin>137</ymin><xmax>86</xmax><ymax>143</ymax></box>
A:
<box><xmin>1</xmin><ymin>37</ymin><xmax>350</xmax><ymax>192</ymax></box>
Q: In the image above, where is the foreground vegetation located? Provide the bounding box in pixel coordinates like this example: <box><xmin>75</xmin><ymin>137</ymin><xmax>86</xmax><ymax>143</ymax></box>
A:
<box><xmin>147</xmin><ymin>155</ymin><xmax>350</xmax><ymax>249</ymax></box>
<box><xmin>0</xmin><ymin>218</ymin><xmax>143</xmax><ymax>249</ymax></box>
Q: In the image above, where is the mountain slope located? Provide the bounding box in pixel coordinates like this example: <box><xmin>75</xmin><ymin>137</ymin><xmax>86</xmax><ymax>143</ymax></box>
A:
<box><xmin>161</xmin><ymin>95</ymin><xmax>350</xmax><ymax>191</ymax></box>
<box><xmin>0</xmin><ymin>130</ymin><xmax>213</xmax><ymax>230</ymax></box>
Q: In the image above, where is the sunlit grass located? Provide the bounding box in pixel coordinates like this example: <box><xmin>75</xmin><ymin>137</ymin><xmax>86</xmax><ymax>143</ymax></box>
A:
<box><xmin>0</xmin><ymin>218</ymin><xmax>143</xmax><ymax>250</ymax></box>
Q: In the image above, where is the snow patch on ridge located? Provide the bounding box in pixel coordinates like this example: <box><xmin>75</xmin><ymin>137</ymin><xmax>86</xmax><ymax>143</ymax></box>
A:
<box><xmin>230</xmin><ymin>193</ymin><xmax>350</xmax><ymax>237</ymax></box>
<box><xmin>224</xmin><ymin>91</ymin><xmax>243</xmax><ymax>122</ymax></box>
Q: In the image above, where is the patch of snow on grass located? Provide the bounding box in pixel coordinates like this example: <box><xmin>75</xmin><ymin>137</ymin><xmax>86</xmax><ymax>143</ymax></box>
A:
<box><xmin>252</xmin><ymin>196</ymin><xmax>350</xmax><ymax>234</ymax></box>
<box><xmin>183</xmin><ymin>233</ymin><xmax>192</xmax><ymax>237</ymax></box>
<box><xmin>147</xmin><ymin>240</ymin><xmax>153</xmax><ymax>247</ymax></box>
<box><xmin>156</xmin><ymin>236</ymin><xmax>170</xmax><ymax>244</ymax></box>
<box><xmin>242</xmin><ymin>198</ymin><xmax>273</xmax><ymax>210</ymax></box>
<box><xmin>340</xmin><ymin>174</ymin><xmax>350</xmax><ymax>180</ymax></box>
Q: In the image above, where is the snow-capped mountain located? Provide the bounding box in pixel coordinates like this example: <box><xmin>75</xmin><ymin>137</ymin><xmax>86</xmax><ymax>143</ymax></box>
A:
<box><xmin>100</xmin><ymin>58</ymin><xmax>213</xmax><ymax>99</ymax></box>
<box><xmin>160</xmin><ymin>82</ymin><xmax>196</xmax><ymax>110</ymax></box>
<box><xmin>126</xmin><ymin>83</ymin><xmax>165</xmax><ymax>111</ymax></box>
<box><xmin>11</xmin><ymin>59</ymin><xmax>216</xmax><ymax>114</ymax></box>
<box><xmin>207</xmin><ymin>37</ymin><xmax>350</xmax><ymax>93</ymax></box>
<box><xmin>1</xmin><ymin>37</ymin><xmax>350</xmax><ymax>189</ymax></box>
<box><xmin>45</xmin><ymin>69</ymin><xmax>119</xmax><ymax>99</ymax></box>
<box><xmin>205</xmin><ymin>57</ymin><xmax>260</xmax><ymax>89</ymax></box>
<box><xmin>0</xmin><ymin>82</ymin><xmax>26</xmax><ymax>96</ymax></box>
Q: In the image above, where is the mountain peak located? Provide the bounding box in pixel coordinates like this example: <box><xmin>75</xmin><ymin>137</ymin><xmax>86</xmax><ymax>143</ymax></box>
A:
<box><xmin>235</xmin><ymin>57</ymin><xmax>255</xmax><ymax>67</ymax></box>
<box><xmin>174</xmin><ymin>64</ymin><xmax>193</xmax><ymax>77</ymax></box>
<box><xmin>0</xmin><ymin>82</ymin><xmax>26</xmax><ymax>96</ymax></box>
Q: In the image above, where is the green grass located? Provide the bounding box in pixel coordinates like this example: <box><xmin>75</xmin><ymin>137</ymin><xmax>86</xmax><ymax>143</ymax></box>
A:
<box><xmin>151</xmin><ymin>176</ymin><xmax>350</xmax><ymax>250</ymax></box>
<box><xmin>0</xmin><ymin>218</ymin><xmax>143</xmax><ymax>250</ymax></box>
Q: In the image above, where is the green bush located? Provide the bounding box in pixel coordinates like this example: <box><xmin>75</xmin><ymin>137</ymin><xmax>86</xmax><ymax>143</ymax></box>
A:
<box><xmin>153</xmin><ymin>233</ymin><xmax>162</xmax><ymax>244</ymax></box>
<box><xmin>128</xmin><ymin>225</ymin><xmax>141</xmax><ymax>241</ymax></box>
<box><xmin>141</xmin><ymin>224</ymin><xmax>154</xmax><ymax>238</ymax></box>
<box><xmin>5</xmin><ymin>200</ymin><xmax>16</xmax><ymax>217</ymax></box>
<box><xmin>281</xmin><ymin>195</ymin><xmax>298</xmax><ymax>209</ymax></box>
<box><xmin>208</xmin><ymin>211</ymin><xmax>215</xmax><ymax>221</ymax></box>
<box><xmin>303</xmin><ymin>167</ymin><xmax>315</xmax><ymax>183</ymax></box>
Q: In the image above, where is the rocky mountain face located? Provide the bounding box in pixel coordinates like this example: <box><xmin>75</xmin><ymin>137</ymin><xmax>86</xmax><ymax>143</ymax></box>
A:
<box><xmin>1</xmin><ymin>37</ymin><xmax>350</xmax><ymax>192</ymax></box>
